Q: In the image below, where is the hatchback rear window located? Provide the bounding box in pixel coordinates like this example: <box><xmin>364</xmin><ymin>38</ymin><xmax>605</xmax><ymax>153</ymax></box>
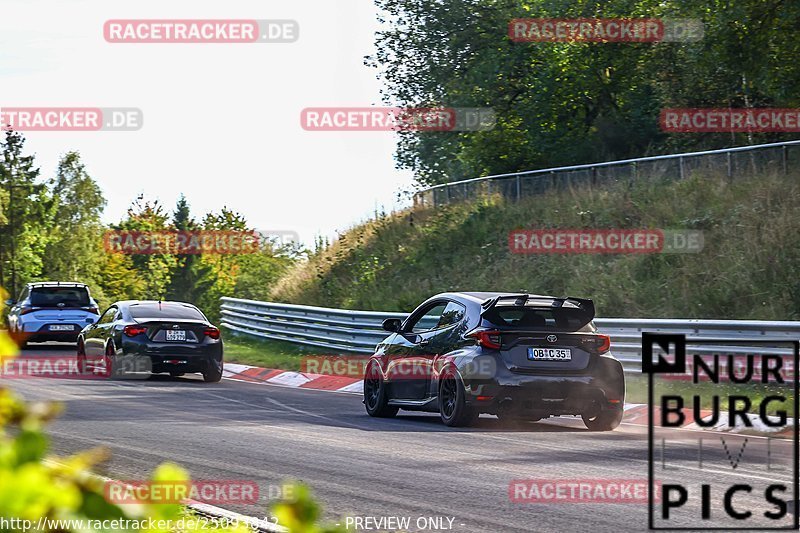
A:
<box><xmin>482</xmin><ymin>307</ymin><xmax>595</xmax><ymax>332</ymax></box>
<box><xmin>30</xmin><ymin>287</ymin><xmax>90</xmax><ymax>308</ymax></box>
<box><xmin>129</xmin><ymin>303</ymin><xmax>205</xmax><ymax>320</ymax></box>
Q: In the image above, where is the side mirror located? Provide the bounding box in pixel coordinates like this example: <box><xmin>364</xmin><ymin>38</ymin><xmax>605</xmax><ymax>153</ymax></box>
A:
<box><xmin>4</xmin><ymin>299</ymin><xmax>14</xmax><ymax>306</ymax></box>
<box><xmin>382</xmin><ymin>318</ymin><xmax>402</xmax><ymax>332</ymax></box>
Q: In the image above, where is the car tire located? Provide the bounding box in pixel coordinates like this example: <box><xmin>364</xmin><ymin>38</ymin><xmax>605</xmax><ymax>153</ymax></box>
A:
<box><xmin>14</xmin><ymin>327</ymin><xmax>28</xmax><ymax>350</ymax></box>
<box><xmin>439</xmin><ymin>370</ymin><xmax>478</xmax><ymax>427</ymax></box>
<box><xmin>363</xmin><ymin>363</ymin><xmax>398</xmax><ymax>418</ymax></box>
<box><xmin>101</xmin><ymin>344</ymin><xmax>115</xmax><ymax>378</ymax></box>
<box><xmin>77</xmin><ymin>340</ymin><xmax>87</xmax><ymax>374</ymax></box>
<box><xmin>582</xmin><ymin>407</ymin><xmax>623</xmax><ymax>431</ymax></box>
<box><xmin>203</xmin><ymin>360</ymin><xmax>223</xmax><ymax>383</ymax></box>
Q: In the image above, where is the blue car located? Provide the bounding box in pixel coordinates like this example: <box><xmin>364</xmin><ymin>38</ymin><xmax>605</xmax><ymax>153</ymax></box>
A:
<box><xmin>7</xmin><ymin>282</ymin><xmax>99</xmax><ymax>348</ymax></box>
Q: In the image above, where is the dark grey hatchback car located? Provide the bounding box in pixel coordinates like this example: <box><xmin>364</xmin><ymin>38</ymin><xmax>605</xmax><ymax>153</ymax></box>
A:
<box><xmin>363</xmin><ymin>292</ymin><xmax>625</xmax><ymax>430</ymax></box>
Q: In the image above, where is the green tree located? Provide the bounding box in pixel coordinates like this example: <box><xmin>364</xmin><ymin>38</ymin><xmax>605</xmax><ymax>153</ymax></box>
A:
<box><xmin>0</xmin><ymin>130</ymin><xmax>49</xmax><ymax>298</ymax></box>
<box><xmin>369</xmin><ymin>0</ymin><xmax>800</xmax><ymax>186</ymax></box>
<box><xmin>40</xmin><ymin>152</ymin><xmax>107</xmax><ymax>298</ymax></box>
<box><xmin>165</xmin><ymin>195</ymin><xmax>213</xmax><ymax>304</ymax></box>
<box><xmin>114</xmin><ymin>197</ymin><xmax>175</xmax><ymax>300</ymax></box>
<box><xmin>196</xmin><ymin>208</ymin><xmax>249</xmax><ymax>322</ymax></box>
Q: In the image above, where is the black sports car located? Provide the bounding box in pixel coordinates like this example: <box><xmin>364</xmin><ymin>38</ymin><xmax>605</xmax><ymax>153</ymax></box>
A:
<box><xmin>363</xmin><ymin>292</ymin><xmax>625</xmax><ymax>430</ymax></box>
<box><xmin>77</xmin><ymin>300</ymin><xmax>223</xmax><ymax>382</ymax></box>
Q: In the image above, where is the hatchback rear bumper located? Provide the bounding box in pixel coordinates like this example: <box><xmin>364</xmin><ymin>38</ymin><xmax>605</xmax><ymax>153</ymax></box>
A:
<box><xmin>463</xmin><ymin>355</ymin><xmax>625</xmax><ymax>417</ymax></box>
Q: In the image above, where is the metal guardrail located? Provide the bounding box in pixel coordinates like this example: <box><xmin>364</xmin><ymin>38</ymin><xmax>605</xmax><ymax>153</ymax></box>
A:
<box><xmin>220</xmin><ymin>297</ymin><xmax>800</xmax><ymax>373</ymax></box>
<box><xmin>412</xmin><ymin>140</ymin><xmax>800</xmax><ymax>208</ymax></box>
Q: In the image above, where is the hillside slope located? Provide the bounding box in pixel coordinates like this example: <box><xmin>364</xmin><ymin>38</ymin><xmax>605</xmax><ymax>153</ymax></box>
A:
<box><xmin>270</xmin><ymin>171</ymin><xmax>800</xmax><ymax>320</ymax></box>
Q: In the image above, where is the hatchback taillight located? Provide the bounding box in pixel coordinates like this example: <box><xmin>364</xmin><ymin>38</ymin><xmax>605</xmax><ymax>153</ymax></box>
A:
<box><xmin>467</xmin><ymin>330</ymin><xmax>502</xmax><ymax>350</ymax></box>
<box><xmin>123</xmin><ymin>325</ymin><xmax>148</xmax><ymax>337</ymax></box>
<box><xmin>84</xmin><ymin>306</ymin><xmax>99</xmax><ymax>315</ymax></box>
<box><xmin>19</xmin><ymin>306</ymin><xmax>34</xmax><ymax>315</ymax></box>
<box><xmin>593</xmin><ymin>334</ymin><xmax>611</xmax><ymax>354</ymax></box>
<box><xmin>204</xmin><ymin>326</ymin><xmax>220</xmax><ymax>340</ymax></box>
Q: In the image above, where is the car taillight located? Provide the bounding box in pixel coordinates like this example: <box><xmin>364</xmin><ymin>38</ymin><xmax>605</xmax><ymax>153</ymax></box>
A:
<box><xmin>593</xmin><ymin>334</ymin><xmax>611</xmax><ymax>354</ymax></box>
<box><xmin>19</xmin><ymin>306</ymin><xmax>34</xmax><ymax>315</ymax></box>
<box><xmin>123</xmin><ymin>325</ymin><xmax>148</xmax><ymax>337</ymax></box>
<box><xmin>468</xmin><ymin>330</ymin><xmax>502</xmax><ymax>350</ymax></box>
<box><xmin>85</xmin><ymin>306</ymin><xmax>99</xmax><ymax>315</ymax></box>
<box><xmin>204</xmin><ymin>326</ymin><xmax>220</xmax><ymax>340</ymax></box>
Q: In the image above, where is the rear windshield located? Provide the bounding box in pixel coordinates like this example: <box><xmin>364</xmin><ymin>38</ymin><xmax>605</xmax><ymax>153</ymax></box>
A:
<box><xmin>482</xmin><ymin>307</ymin><xmax>595</xmax><ymax>332</ymax></box>
<box><xmin>30</xmin><ymin>287</ymin><xmax>90</xmax><ymax>307</ymax></box>
<box><xmin>129</xmin><ymin>303</ymin><xmax>205</xmax><ymax>320</ymax></box>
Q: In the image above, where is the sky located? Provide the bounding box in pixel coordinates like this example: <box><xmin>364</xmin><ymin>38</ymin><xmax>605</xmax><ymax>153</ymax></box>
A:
<box><xmin>0</xmin><ymin>0</ymin><xmax>416</xmax><ymax>246</ymax></box>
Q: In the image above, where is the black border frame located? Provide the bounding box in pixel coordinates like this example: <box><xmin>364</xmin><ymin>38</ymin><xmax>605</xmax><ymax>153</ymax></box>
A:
<box><xmin>646</xmin><ymin>337</ymin><xmax>800</xmax><ymax>531</ymax></box>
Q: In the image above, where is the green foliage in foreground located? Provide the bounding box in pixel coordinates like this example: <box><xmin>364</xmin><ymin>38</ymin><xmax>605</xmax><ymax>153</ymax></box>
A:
<box><xmin>0</xmin><ymin>383</ymin><xmax>346</xmax><ymax>533</ymax></box>
<box><xmin>270</xmin><ymin>169</ymin><xmax>800</xmax><ymax>320</ymax></box>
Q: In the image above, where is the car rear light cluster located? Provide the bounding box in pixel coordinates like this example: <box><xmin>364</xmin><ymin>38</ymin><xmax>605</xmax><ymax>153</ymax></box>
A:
<box><xmin>468</xmin><ymin>330</ymin><xmax>502</xmax><ymax>350</ymax></box>
<box><xmin>84</xmin><ymin>306</ymin><xmax>99</xmax><ymax>315</ymax></box>
<box><xmin>592</xmin><ymin>334</ymin><xmax>611</xmax><ymax>354</ymax></box>
<box><xmin>204</xmin><ymin>326</ymin><xmax>220</xmax><ymax>339</ymax></box>
<box><xmin>123</xmin><ymin>325</ymin><xmax>148</xmax><ymax>337</ymax></box>
<box><xmin>19</xmin><ymin>306</ymin><xmax>34</xmax><ymax>315</ymax></box>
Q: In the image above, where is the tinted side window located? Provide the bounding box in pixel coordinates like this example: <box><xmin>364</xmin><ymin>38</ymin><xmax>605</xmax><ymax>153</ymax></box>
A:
<box><xmin>98</xmin><ymin>307</ymin><xmax>117</xmax><ymax>324</ymax></box>
<box><xmin>17</xmin><ymin>287</ymin><xmax>29</xmax><ymax>302</ymax></box>
<box><xmin>436</xmin><ymin>301</ymin><xmax>466</xmax><ymax>328</ymax></box>
<box><xmin>408</xmin><ymin>303</ymin><xmax>447</xmax><ymax>333</ymax></box>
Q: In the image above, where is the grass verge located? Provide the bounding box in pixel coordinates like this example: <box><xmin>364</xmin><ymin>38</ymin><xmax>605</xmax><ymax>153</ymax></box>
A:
<box><xmin>269</xmin><ymin>170</ymin><xmax>800</xmax><ymax>320</ymax></box>
<box><xmin>626</xmin><ymin>375</ymin><xmax>793</xmax><ymax>417</ymax></box>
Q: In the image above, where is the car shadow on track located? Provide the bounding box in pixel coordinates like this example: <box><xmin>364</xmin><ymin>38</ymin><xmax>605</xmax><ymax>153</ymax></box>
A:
<box><xmin>17</xmin><ymin>342</ymin><xmax>78</xmax><ymax>353</ymax></box>
<box><xmin>381</xmin><ymin>413</ymin><xmax>593</xmax><ymax>433</ymax></box>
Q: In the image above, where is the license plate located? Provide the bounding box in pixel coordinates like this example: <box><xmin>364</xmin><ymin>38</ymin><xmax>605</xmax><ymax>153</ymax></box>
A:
<box><xmin>527</xmin><ymin>347</ymin><xmax>572</xmax><ymax>361</ymax></box>
<box><xmin>165</xmin><ymin>330</ymin><xmax>186</xmax><ymax>341</ymax></box>
<box><xmin>49</xmin><ymin>324</ymin><xmax>74</xmax><ymax>331</ymax></box>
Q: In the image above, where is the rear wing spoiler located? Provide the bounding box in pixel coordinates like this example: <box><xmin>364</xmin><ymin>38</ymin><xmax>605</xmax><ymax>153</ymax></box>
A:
<box><xmin>480</xmin><ymin>294</ymin><xmax>596</xmax><ymax>321</ymax></box>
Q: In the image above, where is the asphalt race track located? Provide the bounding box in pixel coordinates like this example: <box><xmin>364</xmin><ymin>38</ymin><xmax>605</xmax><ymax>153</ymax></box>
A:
<box><xmin>4</xmin><ymin>345</ymin><xmax>796</xmax><ymax>532</ymax></box>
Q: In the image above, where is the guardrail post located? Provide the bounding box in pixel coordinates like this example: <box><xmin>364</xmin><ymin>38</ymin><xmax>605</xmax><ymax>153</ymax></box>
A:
<box><xmin>591</xmin><ymin>166</ymin><xmax>597</xmax><ymax>186</ymax></box>
<box><xmin>679</xmin><ymin>156</ymin><xmax>685</xmax><ymax>180</ymax></box>
<box><xmin>515</xmin><ymin>174</ymin><xmax>521</xmax><ymax>201</ymax></box>
<box><xmin>726</xmin><ymin>151</ymin><xmax>733</xmax><ymax>179</ymax></box>
<box><xmin>782</xmin><ymin>145</ymin><xmax>788</xmax><ymax>175</ymax></box>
